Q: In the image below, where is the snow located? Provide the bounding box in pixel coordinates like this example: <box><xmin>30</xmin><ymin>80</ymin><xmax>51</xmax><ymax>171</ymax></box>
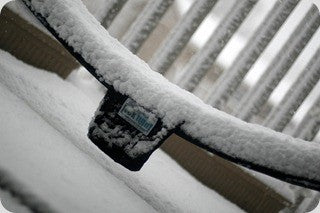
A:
<box><xmin>0</xmin><ymin>86</ymin><xmax>155</xmax><ymax>213</ymax></box>
<box><xmin>22</xmin><ymin>0</ymin><xmax>320</xmax><ymax>187</ymax></box>
<box><xmin>0</xmin><ymin>54</ymin><xmax>155</xmax><ymax>213</ymax></box>
<box><xmin>66</xmin><ymin>67</ymin><xmax>105</xmax><ymax>103</ymax></box>
<box><xmin>0</xmin><ymin>50</ymin><xmax>242</xmax><ymax>212</ymax></box>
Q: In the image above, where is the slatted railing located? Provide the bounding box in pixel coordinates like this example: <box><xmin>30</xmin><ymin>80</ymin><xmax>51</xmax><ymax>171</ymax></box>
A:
<box><xmin>177</xmin><ymin>0</ymin><xmax>258</xmax><ymax>92</ymax></box>
<box><xmin>234</xmin><ymin>5</ymin><xmax>320</xmax><ymax>121</ymax></box>
<box><xmin>148</xmin><ymin>0</ymin><xmax>218</xmax><ymax>74</ymax></box>
<box><xmin>100</xmin><ymin>0</ymin><xmax>320</xmax><ymax>212</ymax></box>
<box><xmin>94</xmin><ymin>0</ymin><xmax>320</xmax><ymax>142</ymax></box>
<box><xmin>121</xmin><ymin>0</ymin><xmax>174</xmax><ymax>53</ymax></box>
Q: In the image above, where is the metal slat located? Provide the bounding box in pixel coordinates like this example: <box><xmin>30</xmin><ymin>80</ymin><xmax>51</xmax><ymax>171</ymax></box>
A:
<box><xmin>121</xmin><ymin>0</ymin><xmax>174</xmax><ymax>54</ymax></box>
<box><xmin>293</xmin><ymin>96</ymin><xmax>320</xmax><ymax>141</ymax></box>
<box><xmin>149</xmin><ymin>0</ymin><xmax>217</xmax><ymax>74</ymax></box>
<box><xmin>234</xmin><ymin>5</ymin><xmax>320</xmax><ymax>121</ymax></box>
<box><xmin>101</xmin><ymin>0</ymin><xmax>128</xmax><ymax>29</ymax></box>
<box><xmin>177</xmin><ymin>0</ymin><xmax>258</xmax><ymax>92</ymax></box>
<box><xmin>263</xmin><ymin>48</ymin><xmax>320</xmax><ymax>132</ymax></box>
<box><xmin>206</xmin><ymin>0</ymin><xmax>299</xmax><ymax>109</ymax></box>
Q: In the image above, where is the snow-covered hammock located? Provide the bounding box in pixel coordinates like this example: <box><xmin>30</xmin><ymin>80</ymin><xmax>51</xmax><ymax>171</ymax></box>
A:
<box><xmin>21</xmin><ymin>0</ymin><xmax>320</xmax><ymax>191</ymax></box>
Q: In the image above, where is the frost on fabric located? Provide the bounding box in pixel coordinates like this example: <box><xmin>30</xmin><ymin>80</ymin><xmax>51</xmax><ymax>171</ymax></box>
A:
<box><xmin>25</xmin><ymin>0</ymin><xmax>320</xmax><ymax>183</ymax></box>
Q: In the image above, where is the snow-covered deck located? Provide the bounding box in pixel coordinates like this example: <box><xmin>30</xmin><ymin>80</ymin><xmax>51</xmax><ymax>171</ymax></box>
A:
<box><xmin>0</xmin><ymin>50</ymin><xmax>242</xmax><ymax>212</ymax></box>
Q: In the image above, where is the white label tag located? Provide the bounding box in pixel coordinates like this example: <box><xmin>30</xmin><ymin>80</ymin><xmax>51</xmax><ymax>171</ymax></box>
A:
<box><xmin>118</xmin><ymin>98</ymin><xmax>157</xmax><ymax>135</ymax></box>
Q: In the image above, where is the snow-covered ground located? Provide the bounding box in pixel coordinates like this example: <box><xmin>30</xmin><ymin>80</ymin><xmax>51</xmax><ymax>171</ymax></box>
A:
<box><xmin>0</xmin><ymin>50</ymin><xmax>243</xmax><ymax>212</ymax></box>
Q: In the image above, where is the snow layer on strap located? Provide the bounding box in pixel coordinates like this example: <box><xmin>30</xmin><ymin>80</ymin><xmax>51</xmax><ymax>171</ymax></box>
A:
<box><xmin>24</xmin><ymin>0</ymin><xmax>320</xmax><ymax>185</ymax></box>
<box><xmin>0</xmin><ymin>50</ymin><xmax>242</xmax><ymax>213</ymax></box>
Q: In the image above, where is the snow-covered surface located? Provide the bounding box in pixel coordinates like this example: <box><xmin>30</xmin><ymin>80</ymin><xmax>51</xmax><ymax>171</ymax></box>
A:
<box><xmin>0</xmin><ymin>50</ymin><xmax>242</xmax><ymax>212</ymax></box>
<box><xmin>23</xmin><ymin>0</ymin><xmax>320</xmax><ymax>185</ymax></box>
<box><xmin>0</xmin><ymin>79</ymin><xmax>155</xmax><ymax>213</ymax></box>
<box><xmin>0</xmin><ymin>52</ymin><xmax>154</xmax><ymax>213</ymax></box>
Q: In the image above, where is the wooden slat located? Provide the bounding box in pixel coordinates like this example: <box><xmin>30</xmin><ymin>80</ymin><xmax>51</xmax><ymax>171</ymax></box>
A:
<box><xmin>0</xmin><ymin>7</ymin><xmax>78</xmax><ymax>78</ymax></box>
